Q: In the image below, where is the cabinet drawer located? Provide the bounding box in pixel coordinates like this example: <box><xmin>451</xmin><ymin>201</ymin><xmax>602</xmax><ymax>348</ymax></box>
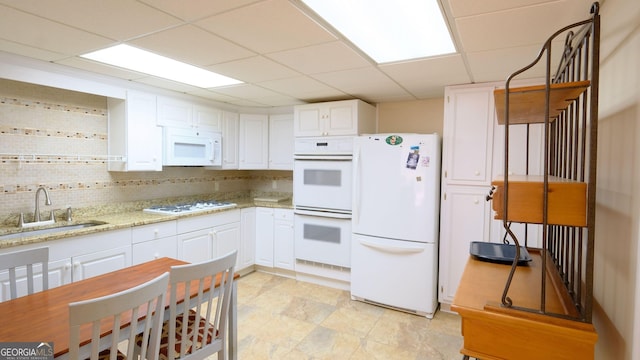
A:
<box><xmin>177</xmin><ymin>209</ymin><xmax>241</xmax><ymax>234</ymax></box>
<box><xmin>132</xmin><ymin>220</ymin><xmax>177</xmax><ymax>244</ymax></box>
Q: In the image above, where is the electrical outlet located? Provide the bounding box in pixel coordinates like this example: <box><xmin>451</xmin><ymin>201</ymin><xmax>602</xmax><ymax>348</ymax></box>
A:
<box><xmin>214</xmin><ymin>181</ymin><xmax>219</xmax><ymax>191</ymax></box>
<box><xmin>272</xmin><ymin>180</ymin><xmax>277</xmax><ymax>189</ymax></box>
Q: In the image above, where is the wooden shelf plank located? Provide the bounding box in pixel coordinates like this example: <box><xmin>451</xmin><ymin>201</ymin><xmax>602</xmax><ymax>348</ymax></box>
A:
<box><xmin>494</xmin><ymin>80</ymin><xmax>590</xmax><ymax>125</ymax></box>
<box><xmin>491</xmin><ymin>175</ymin><xmax>587</xmax><ymax>227</ymax></box>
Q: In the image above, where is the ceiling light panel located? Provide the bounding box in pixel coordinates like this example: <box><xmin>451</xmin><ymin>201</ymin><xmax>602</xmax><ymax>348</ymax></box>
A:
<box><xmin>302</xmin><ymin>0</ymin><xmax>456</xmax><ymax>64</ymax></box>
<box><xmin>81</xmin><ymin>44</ymin><xmax>242</xmax><ymax>88</ymax></box>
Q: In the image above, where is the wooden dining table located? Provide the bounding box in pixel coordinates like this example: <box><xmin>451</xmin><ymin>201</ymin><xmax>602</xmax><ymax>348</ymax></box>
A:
<box><xmin>0</xmin><ymin>257</ymin><xmax>238</xmax><ymax>359</ymax></box>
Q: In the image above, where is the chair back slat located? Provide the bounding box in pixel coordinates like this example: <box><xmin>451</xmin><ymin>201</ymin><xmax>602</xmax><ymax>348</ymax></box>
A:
<box><xmin>166</xmin><ymin>251</ymin><xmax>237</xmax><ymax>360</ymax></box>
<box><xmin>0</xmin><ymin>247</ymin><xmax>49</xmax><ymax>300</ymax></box>
<box><xmin>68</xmin><ymin>272</ymin><xmax>169</xmax><ymax>360</ymax></box>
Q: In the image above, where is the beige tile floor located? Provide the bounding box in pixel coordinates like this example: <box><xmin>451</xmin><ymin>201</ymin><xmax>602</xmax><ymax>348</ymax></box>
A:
<box><xmin>234</xmin><ymin>271</ymin><xmax>464</xmax><ymax>360</ymax></box>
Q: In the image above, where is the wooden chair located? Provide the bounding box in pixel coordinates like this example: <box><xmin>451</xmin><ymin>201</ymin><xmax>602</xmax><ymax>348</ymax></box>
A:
<box><xmin>141</xmin><ymin>251</ymin><xmax>237</xmax><ymax>360</ymax></box>
<box><xmin>0</xmin><ymin>247</ymin><xmax>49</xmax><ymax>300</ymax></box>
<box><xmin>69</xmin><ymin>272</ymin><xmax>170</xmax><ymax>360</ymax></box>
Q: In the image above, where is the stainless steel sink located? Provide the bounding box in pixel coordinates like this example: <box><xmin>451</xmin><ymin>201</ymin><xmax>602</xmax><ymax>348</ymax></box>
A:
<box><xmin>0</xmin><ymin>221</ymin><xmax>107</xmax><ymax>241</ymax></box>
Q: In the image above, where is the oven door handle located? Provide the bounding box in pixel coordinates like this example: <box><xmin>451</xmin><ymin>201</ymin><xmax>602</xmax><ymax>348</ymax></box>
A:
<box><xmin>294</xmin><ymin>209</ymin><xmax>352</xmax><ymax>219</ymax></box>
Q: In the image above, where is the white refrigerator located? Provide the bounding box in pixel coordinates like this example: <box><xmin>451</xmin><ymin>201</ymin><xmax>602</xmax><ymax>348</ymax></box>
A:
<box><xmin>351</xmin><ymin>133</ymin><xmax>441</xmax><ymax>318</ymax></box>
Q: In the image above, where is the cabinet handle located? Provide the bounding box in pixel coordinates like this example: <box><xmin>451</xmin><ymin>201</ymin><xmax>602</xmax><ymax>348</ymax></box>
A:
<box><xmin>154</xmin><ymin>229</ymin><xmax>159</xmax><ymax>235</ymax></box>
<box><xmin>154</xmin><ymin>253</ymin><xmax>159</xmax><ymax>259</ymax></box>
<box><xmin>474</xmin><ymin>170</ymin><xmax>480</xmax><ymax>176</ymax></box>
<box><xmin>73</xmin><ymin>261</ymin><xmax>80</xmax><ymax>268</ymax></box>
<box><xmin>64</xmin><ymin>263</ymin><xmax>71</xmax><ymax>270</ymax></box>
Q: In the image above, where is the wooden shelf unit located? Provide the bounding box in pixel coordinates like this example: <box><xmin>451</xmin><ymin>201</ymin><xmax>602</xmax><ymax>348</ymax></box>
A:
<box><xmin>494</xmin><ymin>81</ymin><xmax>590</xmax><ymax>125</ymax></box>
<box><xmin>452</xmin><ymin>2</ymin><xmax>600</xmax><ymax>359</ymax></box>
<box><xmin>491</xmin><ymin>175</ymin><xmax>587</xmax><ymax>227</ymax></box>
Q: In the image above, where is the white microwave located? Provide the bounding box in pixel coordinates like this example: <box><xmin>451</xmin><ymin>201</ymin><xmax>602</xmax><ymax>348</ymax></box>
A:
<box><xmin>163</xmin><ymin>127</ymin><xmax>222</xmax><ymax>166</ymax></box>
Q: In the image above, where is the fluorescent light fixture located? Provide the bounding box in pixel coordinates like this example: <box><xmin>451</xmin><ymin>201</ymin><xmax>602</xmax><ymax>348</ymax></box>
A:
<box><xmin>302</xmin><ymin>0</ymin><xmax>455</xmax><ymax>63</ymax></box>
<box><xmin>81</xmin><ymin>44</ymin><xmax>242</xmax><ymax>88</ymax></box>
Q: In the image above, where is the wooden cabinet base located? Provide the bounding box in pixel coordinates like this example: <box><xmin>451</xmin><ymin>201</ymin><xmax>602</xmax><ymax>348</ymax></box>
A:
<box><xmin>455</xmin><ymin>305</ymin><xmax>596</xmax><ymax>360</ymax></box>
<box><xmin>452</xmin><ymin>253</ymin><xmax>597</xmax><ymax>360</ymax></box>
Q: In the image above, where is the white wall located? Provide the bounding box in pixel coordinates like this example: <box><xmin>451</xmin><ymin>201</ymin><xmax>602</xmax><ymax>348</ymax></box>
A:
<box><xmin>593</xmin><ymin>0</ymin><xmax>640</xmax><ymax>358</ymax></box>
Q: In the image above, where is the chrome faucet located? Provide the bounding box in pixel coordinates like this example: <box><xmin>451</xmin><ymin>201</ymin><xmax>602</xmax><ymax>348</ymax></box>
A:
<box><xmin>34</xmin><ymin>186</ymin><xmax>52</xmax><ymax>222</ymax></box>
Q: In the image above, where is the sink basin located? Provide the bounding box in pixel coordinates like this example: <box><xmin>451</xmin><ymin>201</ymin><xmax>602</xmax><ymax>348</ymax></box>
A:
<box><xmin>0</xmin><ymin>221</ymin><xmax>107</xmax><ymax>241</ymax></box>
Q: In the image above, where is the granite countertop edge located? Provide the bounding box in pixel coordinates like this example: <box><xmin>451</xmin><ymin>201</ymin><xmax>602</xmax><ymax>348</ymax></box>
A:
<box><xmin>0</xmin><ymin>198</ymin><xmax>293</xmax><ymax>249</ymax></box>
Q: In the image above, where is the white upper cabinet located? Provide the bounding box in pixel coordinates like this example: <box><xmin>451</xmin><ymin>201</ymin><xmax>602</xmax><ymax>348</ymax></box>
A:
<box><xmin>238</xmin><ymin>113</ymin><xmax>269</xmax><ymax>169</ymax></box>
<box><xmin>268</xmin><ymin>114</ymin><xmax>294</xmax><ymax>170</ymax></box>
<box><xmin>441</xmin><ymin>85</ymin><xmax>496</xmax><ymax>185</ymax></box>
<box><xmin>294</xmin><ymin>99</ymin><xmax>376</xmax><ymax>137</ymax></box>
<box><xmin>108</xmin><ymin>90</ymin><xmax>162</xmax><ymax>172</ymax></box>
<box><xmin>157</xmin><ymin>96</ymin><xmax>222</xmax><ymax>132</ymax></box>
<box><xmin>220</xmin><ymin>111</ymin><xmax>240</xmax><ymax>169</ymax></box>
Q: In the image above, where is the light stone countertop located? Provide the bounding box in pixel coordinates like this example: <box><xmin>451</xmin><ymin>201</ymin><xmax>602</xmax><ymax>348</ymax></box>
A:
<box><xmin>0</xmin><ymin>197</ymin><xmax>293</xmax><ymax>249</ymax></box>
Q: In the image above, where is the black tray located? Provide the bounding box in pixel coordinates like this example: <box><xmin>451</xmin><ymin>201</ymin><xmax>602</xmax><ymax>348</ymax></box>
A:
<box><xmin>469</xmin><ymin>241</ymin><xmax>532</xmax><ymax>266</ymax></box>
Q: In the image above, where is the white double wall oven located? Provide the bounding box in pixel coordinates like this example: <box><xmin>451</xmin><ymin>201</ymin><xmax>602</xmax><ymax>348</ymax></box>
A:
<box><xmin>293</xmin><ymin>136</ymin><xmax>353</xmax><ymax>268</ymax></box>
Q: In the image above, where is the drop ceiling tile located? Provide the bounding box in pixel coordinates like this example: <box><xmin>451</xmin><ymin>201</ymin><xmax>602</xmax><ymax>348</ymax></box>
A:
<box><xmin>139</xmin><ymin>0</ymin><xmax>261</xmax><ymax>21</ymax></box>
<box><xmin>0</xmin><ymin>39</ymin><xmax>66</xmax><ymax>62</ymax></box>
<box><xmin>267</xmin><ymin>41</ymin><xmax>371</xmax><ymax>74</ymax></box>
<box><xmin>196</xmin><ymin>0</ymin><xmax>336</xmax><ymax>54</ymax></box>
<box><xmin>465</xmin><ymin>43</ymin><xmax>562</xmax><ymax>83</ymax></box>
<box><xmin>185</xmin><ymin>88</ymin><xmax>242</xmax><ymax>104</ymax></box>
<box><xmin>209</xmin><ymin>83</ymin><xmax>285</xmax><ymax>99</ymax></box>
<box><xmin>129</xmin><ymin>24</ymin><xmax>255</xmax><ymax>66</ymax></box>
<box><xmin>0</xmin><ymin>5</ymin><xmax>114</xmax><ymax>55</ymax></box>
<box><xmin>258</xmin><ymin>76</ymin><xmax>344</xmax><ymax>99</ymax></box>
<box><xmin>312</xmin><ymin>67</ymin><xmax>412</xmax><ymax>101</ymax></box>
<box><xmin>0</xmin><ymin>0</ymin><xmax>181</xmax><ymax>41</ymax></box>
<box><xmin>380</xmin><ymin>54</ymin><xmax>471</xmax><ymax>97</ymax></box>
<box><xmin>455</xmin><ymin>1</ymin><xmax>597</xmax><ymax>52</ymax></box>
<box><xmin>447</xmin><ymin>0</ymin><xmax>553</xmax><ymax>18</ymax></box>
<box><xmin>206</xmin><ymin>56</ymin><xmax>300</xmax><ymax>83</ymax></box>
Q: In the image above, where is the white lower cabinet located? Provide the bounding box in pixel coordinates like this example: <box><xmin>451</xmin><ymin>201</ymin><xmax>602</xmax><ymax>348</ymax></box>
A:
<box><xmin>438</xmin><ymin>185</ymin><xmax>493</xmax><ymax>304</ymax></box>
<box><xmin>0</xmin><ymin>228</ymin><xmax>132</xmax><ymax>301</ymax></box>
<box><xmin>255</xmin><ymin>207</ymin><xmax>294</xmax><ymax>270</ymax></box>
<box><xmin>240</xmin><ymin>208</ymin><xmax>256</xmax><ymax>270</ymax></box>
<box><xmin>176</xmin><ymin>210</ymin><xmax>241</xmax><ymax>267</ymax></box>
<box><xmin>132</xmin><ymin>220</ymin><xmax>178</xmax><ymax>264</ymax></box>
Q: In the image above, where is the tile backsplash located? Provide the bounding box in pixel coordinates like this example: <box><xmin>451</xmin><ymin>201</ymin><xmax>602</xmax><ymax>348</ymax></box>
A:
<box><xmin>0</xmin><ymin>79</ymin><xmax>292</xmax><ymax>223</ymax></box>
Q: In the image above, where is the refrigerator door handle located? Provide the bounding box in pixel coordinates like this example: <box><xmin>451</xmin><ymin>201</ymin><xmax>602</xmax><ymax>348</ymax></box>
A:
<box><xmin>359</xmin><ymin>238</ymin><xmax>426</xmax><ymax>254</ymax></box>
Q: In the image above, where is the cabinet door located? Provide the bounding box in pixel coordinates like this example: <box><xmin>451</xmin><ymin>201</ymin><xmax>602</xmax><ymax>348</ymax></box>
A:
<box><xmin>156</xmin><ymin>96</ymin><xmax>192</xmax><ymax>128</ymax></box>
<box><xmin>438</xmin><ymin>185</ymin><xmax>492</xmax><ymax>304</ymax></box>
<box><xmin>194</xmin><ymin>105</ymin><xmax>222</xmax><ymax>132</ymax></box>
<box><xmin>213</xmin><ymin>221</ymin><xmax>241</xmax><ymax>269</ymax></box>
<box><xmin>177</xmin><ymin>229</ymin><xmax>213</xmax><ymax>264</ymax></box>
<box><xmin>109</xmin><ymin>91</ymin><xmax>162</xmax><ymax>171</ymax></box>
<box><xmin>294</xmin><ymin>105</ymin><xmax>323</xmax><ymax>137</ymax></box>
<box><xmin>239</xmin><ymin>114</ymin><xmax>268</xmax><ymax>169</ymax></box>
<box><xmin>442</xmin><ymin>85</ymin><xmax>495</xmax><ymax>185</ymax></box>
<box><xmin>273</xmin><ymin>209</ymin><xmax>294</xmax><ymax>270</ymax></box>
<box><xmin>221</xmin><ymin>111</ymin><xmax>239</xmax><ymax>169</ymax></box>
<box><xmin>72</xmin><ymin>245</ymin><xmax>131</xmax><ymax>282</ymax></box>
<box><xmin>268</xmin><ymin>114</ymin><xmax>294</xmax><ymax>170</ymax></box>
<box><xmin>255</xmin><ymin>207</ymin><xmax>274</xmax><ymax>267</ymax></box>
<box><xmin>325</xmin><ymin>102</ymin><xmax>357</xmax><ymax>136</ymax></box>
<box><xmin>240</xmin><ymin>208</ymin><xmax>256</xmax><ymax>271</ymax></box>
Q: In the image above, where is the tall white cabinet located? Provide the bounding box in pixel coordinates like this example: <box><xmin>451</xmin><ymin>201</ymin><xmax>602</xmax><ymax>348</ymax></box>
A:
<box><xmin>438</xmin><ymin>84</ymin><xmax>497</xmax><ymax>307</ymax></box>
<box><xmin>438</xmin><ymin>83</ymin><xmax>544</xmax><ymax>308</ymax></box>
